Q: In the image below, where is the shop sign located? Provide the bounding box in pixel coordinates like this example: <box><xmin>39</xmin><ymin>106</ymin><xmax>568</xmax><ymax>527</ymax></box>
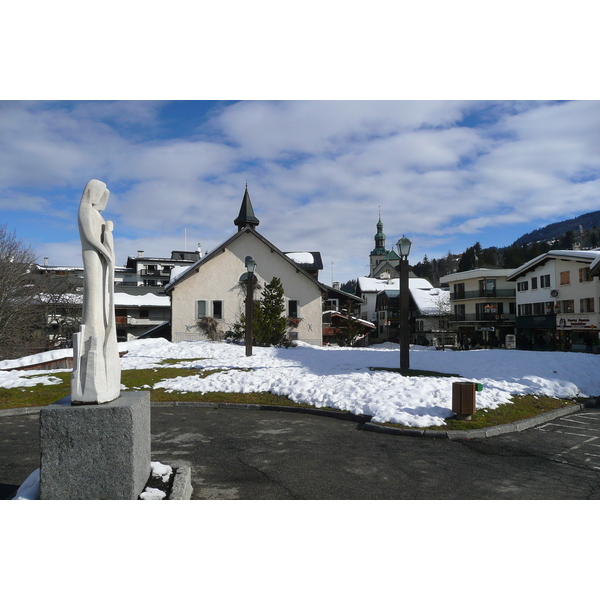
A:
<box><xmin>557</xmin><ymin>317</ymin><xmax>598</xmax><ymax>330</ymax></box>
<box><xmin>479</xmin><ymin>327</ymin><xmax>495</xmax><ymax>332</ymax></box>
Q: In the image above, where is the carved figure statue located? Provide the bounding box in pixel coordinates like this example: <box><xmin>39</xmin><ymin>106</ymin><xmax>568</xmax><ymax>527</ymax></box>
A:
<box><xmin>71</xmin><ymin>179</ymin><xmax>121</xmax><ymax>404</ymax></box>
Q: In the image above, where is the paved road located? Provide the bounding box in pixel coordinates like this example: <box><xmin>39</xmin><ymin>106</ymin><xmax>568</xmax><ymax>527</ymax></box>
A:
<box><xmin>3</xmin><ymin>405</ymin><xmax>600</xmax><ymax>499</ymax></box>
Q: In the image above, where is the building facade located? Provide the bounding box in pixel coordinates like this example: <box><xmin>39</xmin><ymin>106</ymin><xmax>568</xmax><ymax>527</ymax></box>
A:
<box><xmin>166</xmin><ymin>188</ymin><xmax>326</xmax><ymax>346</ymax></box>
<box><xmin>506</xmin><ymin>250</ymin><xmax>600</xmax><ymax>352</ymax></box>
<box><xmin>440</xmin><ymin>269</ymin><xmax>517</xmax><ymax>348</ymax></box>
<box><xmin>117</xmin><ymin>249</ymin><xmax>201</xmax><ymax>291</ymax></box>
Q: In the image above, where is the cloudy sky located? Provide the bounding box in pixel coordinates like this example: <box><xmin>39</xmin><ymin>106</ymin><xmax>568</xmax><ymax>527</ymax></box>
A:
<box><xmin>2</xmin><ymin>99</ymin><xmax>600</xmax><ymax>284</ymax></box>
<box><xmin>2</xmin><ymin>4</ymin><xmax>598</xmax><ymax>286</ymax></box>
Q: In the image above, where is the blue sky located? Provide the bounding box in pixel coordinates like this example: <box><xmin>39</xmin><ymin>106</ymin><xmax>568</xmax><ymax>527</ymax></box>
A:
<box><xmin>2</xmin><ymin>4</ymin><xmax>599</xmax><ymax>286</ymax></box>
<box><xmin>2</xmin><ymin>99</ymin><xmax>600</xmax><ymax>285</ymax></box>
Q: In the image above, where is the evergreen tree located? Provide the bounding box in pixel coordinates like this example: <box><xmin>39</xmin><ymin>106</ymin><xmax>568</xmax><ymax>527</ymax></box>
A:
<box><xmin>458</xmin><ymin>244</ymin><xmax>480</xmax><ymax>272</ymax></box>
<box><xmin>560</xmin><ymin>230</ymin><xmax>575</xmax><ymax>250</ymax></box>
<box><xmin>413</xmin><ymin>255</ymin><xmax>433</xmax><ymax>281</ymax></box>
<box><xmin>253</xmin><ymin>277</ymin><xmax>288</xmax><ymax>347</ymax></box>
<box><xmin>340</xmin><ymin>279</ymin><xmax>357</xmax><ymax>294</ymax></box>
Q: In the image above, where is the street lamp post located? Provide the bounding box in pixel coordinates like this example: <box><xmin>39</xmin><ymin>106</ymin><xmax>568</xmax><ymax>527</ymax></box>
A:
<box><xmin>396</xmin><ymin>235</ymin><xmax>412</xmax><ymax>371</ymax></box>
<box><xmin>244</xmin><ymin>256</ymin><xmax>257</xmax><ymax>357</ymax></box>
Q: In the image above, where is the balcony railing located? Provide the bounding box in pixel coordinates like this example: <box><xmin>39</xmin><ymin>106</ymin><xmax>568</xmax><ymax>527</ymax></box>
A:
<box><xmin>139</xmin><ymin>269</ymin><xmax>171</xmax><ymax>277</ymax></box>
<box><xmin>451</xmin><ymin>313</ymin><xmax>517</xmax><ymax>323</ymax></box>
<box><xmin>450</xmin><ymin>288</ymin><xmax>515</xmax><ymax>300</ymax></box>
<box><xmin>115</xmin><ymin>316</ymin><xmax>167</xmax><ymax>326</ymax></box>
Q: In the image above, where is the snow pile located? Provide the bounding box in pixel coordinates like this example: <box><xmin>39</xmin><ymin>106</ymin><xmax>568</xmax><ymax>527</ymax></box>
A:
<box><xmin>0</xmin><ymin>369</ymin><xmax>64</xmax><ymax>389</ymax></box>
<box><xmin>150</xmin><ymin>461</ymin><xmax>172</xmax><ymax>482</ymax></box>
<box><xmin>140</xmin><ymin>487</ymin><xmax>166</xmax><ymax>500</ymax></box>
<box><xmin>139</xmin><ymin>462</ymin><xmax>173</xmax><ymax>500</ymax></box>
<box><xmin>117</xmin><ymin>338</ymin><xmax>600</xmax><ymax>428</ymax></box>
<box><xmin>3</xmin><ymin>338</ymin><xmax>599</xmax><ymax>428</ymax></box>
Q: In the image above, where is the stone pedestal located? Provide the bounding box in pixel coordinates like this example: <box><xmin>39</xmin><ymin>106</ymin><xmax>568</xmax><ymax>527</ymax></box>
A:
<box><xmin>39</xmin><ymin>391</ymin><xmax>151</xmax><ymax>500</ymax></box>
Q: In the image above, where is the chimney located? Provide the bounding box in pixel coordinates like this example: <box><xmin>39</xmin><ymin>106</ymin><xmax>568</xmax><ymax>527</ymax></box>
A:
<box><xmin>137</xmin><ymin>250</ymin><xmax>144</xmax><ymax>258</ymax></box>
<box><xmin>44</xmin><ymin>257</ymin><xmax>49</xmax><ymax>266</ymax></box>
<box><xmin>333</xmin><ymin>281</ymin><xmax>340</xmax><ymax>289</ymax></box>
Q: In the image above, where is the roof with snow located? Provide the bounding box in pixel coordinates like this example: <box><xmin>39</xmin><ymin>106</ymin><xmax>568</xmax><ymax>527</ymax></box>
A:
<box><xmin>285</xmin><ymin>252</ymin><xmax>323</xmax><ymax>271</ymax></box>
<box><xmin>113</xmin><ymin>293</ymin><xmax>170</xmax><ymax>307</ymax></box>
<box><xmin>410</xmin><ymin>287</ymin><xmax>451</xmax><ymax>315</ymax></box>
<box><xmin>440</xmin><ymin>268</ymin><xmax>515</xmax><ymax>284</ymax></box>
<box><xmin>322</xmin><ymin>311</ymin><xmax>375</xmax><ymax>328</ymax></box>
<box><xmin>368</xmin><ymin>276</ymin><xmax>449</xmax><ymax>315</ymax></box>
<box><xmin>357</xmin><ymin>276</ymin><xmax>434</xmax><ymax>294</ymax></box>
<box><xmin>506</xmin><ymin>249</ymin><xmax>600</xmax><ymax>281</ymax></box>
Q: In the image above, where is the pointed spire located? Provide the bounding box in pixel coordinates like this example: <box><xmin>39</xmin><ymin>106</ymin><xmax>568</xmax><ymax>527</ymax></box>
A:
<box><xmin>374</xmin><ymin>211</ymin><xmax>385</xmax><ymax>249</ymax></box>
<box><xmin>234</xmin><ymin>186</ymin><xmax>260</xmax><ymax>231</ymax></box>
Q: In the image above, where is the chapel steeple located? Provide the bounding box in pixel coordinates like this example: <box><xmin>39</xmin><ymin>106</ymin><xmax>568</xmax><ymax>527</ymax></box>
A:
<box><xmin>371</xmin><ymin>210</ymin><xmax>387</xmax><ymax>256</ymax></box>
<box><xmin>234</xmin><ymin>185</ymin><xmax>260</xmax><ymax>231</ymax></box>
<box><xmin>368</xmin><ymin>210</ymin><xmax>400</xmax><ymax>277</ymax></box>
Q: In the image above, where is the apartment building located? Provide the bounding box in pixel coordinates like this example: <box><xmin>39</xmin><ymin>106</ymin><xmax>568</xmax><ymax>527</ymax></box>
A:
<box><xmin>440</xmin><ymin>269</ymin><xmax>516</xmax><ymax>348</ymax></box>
<box><xmin>506</xmin><ymin>250</ymin><xmax>600</xmax><ymax>352</ymax></box>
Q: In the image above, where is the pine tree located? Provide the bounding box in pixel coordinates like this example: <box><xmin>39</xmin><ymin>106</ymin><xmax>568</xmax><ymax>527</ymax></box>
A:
<box><xmin>253</xmin><ymin>277</ymin><xmax>288</xmax><ymax>347</ymax></box>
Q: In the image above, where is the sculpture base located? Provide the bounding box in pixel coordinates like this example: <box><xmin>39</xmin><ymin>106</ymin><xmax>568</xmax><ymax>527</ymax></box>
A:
<box><xmin>39</xmin><ymin>391</ymin><xmax>151</xmax><ymax>500</ymax></box>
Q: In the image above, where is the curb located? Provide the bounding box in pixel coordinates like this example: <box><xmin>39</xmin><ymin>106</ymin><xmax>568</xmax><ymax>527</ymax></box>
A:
<box><xmin>0</xmin><ymin>406</ymin><xmax>47</xmax><ymax>417</ymax></box>
<box><xmin>3</xmin><ymin>398</ymin><xmax>598</xmax><ymax>439</ymax></box>
<box><xmin>360</xmin><ymin>402</ymin><xmax>589</xmax><ymax>440</ymax></box>
<box><xmin>168</xmin><ymin>461</ymin><xmax>193</xmax><ymax>500</ymax></box>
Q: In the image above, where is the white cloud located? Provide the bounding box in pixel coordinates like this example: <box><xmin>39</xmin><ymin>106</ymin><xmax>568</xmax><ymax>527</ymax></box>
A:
<box><xmin>3</xmin><ymin>99</ymin><xmax>600</xmax><ymax>286</ymax></box>
<box><xmin>0</xmin><ymin>192</ymin><xmax>51</xmax><ymax>212</ymax></box>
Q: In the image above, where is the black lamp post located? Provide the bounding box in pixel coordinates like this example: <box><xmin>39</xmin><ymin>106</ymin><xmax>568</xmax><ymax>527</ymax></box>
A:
<box><xmin>244</xmin><ymin>256</ymin><xmax>257</xmax><ymax>357</ymax></box>
<box><xmin>396</xmin><ymin>235</ymin><xmax>412</xmax><ymax>370</ymax></box>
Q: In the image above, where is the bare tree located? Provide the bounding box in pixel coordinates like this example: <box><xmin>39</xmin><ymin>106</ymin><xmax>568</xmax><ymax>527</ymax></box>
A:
<box><xmin>35</xmin><ymin>272</ymin><xmax>83</xmax><ymax>349</ymax></box>
<box><xmin>0</xmin><ymin>225</ymin><xmax>40</xmax><ymax>359</ymax></box>
<box><xmin>430</xmin><ymin>290</ymin><xmax>454</xmax><ymax>350</ymax></box>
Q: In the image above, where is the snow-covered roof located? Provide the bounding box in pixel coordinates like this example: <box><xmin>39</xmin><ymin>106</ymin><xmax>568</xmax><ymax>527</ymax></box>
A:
<box><xmin>357</xmin><ymin>276</ymin><xmax>434</xmax><ymax>293</ymax></box>
<box><xmin>35</xmin><ymin>265</ymin><xmax>83</xmax><ymax>271</ymax></box>
<box><xmin>113</xmin><ymin>293</ymin><xmax>170</xmax><ymax>307</ymax></box>
<box><xmin>506</xmin><ymin>249</ymin><xmax>600</xmax><ymax>281</ymax></box>
<box><xmin>37</xmin><ymin>293</ymin><xmax>81</xmax><ymax>304</ymax></box>
<box><xmin>440</xmin><ymin>268</ymin><xmax>515</xmax><ymax>284</ymax></box>
<box><xmin>169</xmin><ymin>265</ymin><xmax>193</xmax><ymax>285</ymax></box>
<box><xmin>322</xmin><ymin>310</ymin><xmax>375</xmax><ymax>328</ymax></box>
<box><xmin>410</xmin><ymin>287</ymin><xmax>451</xmax><ymax>315</ymax></box>
<box><xmin>286</xmin><ymin>252</ymin><xmax>315</xmax><ymax>265</ymax></box>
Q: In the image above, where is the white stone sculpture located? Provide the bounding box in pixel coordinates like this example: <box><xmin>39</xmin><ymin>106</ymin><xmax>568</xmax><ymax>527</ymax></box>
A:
<box><xmin>71</xmin><ymin>179</ymin><xmax>121</xmax><ymax>404</ymax></box>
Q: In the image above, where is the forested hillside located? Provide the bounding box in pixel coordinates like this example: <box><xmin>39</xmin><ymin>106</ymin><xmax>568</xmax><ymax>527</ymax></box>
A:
<box><xmin>412</xmin><ymin>212</ymin><xmax>600</xmax><ymax>286</ymax></box>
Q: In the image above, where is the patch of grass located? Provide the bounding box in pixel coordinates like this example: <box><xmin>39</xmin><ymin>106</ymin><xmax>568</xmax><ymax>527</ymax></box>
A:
<box><xmin>151</xmin><ymin>389</ymin><xmax>312</xmax><ymax>408</ymax></box>
<box><xmin>381</xmin><ymin>394</ymin><xmax>575</xmax><ymax>431</ymax></box>
<box><xmin>157</xmin><ymin>358</ymin><xmax>207</xmax><ymax>365</ymax></box>
<box><xmin>0</xmin><ymin>372</ymin><xmax>71</xmax><ymax>410</ymax></box>
<box><xmin>0</xmin><ymin>369</ymin><xmax>579</xmax><ymax>432</ymax></box>
<box><xmin>370</xmin><ymin>367</ymin><xmax>463</xmax><ymax>377</ymax></box>
<box><xmin>121</xmin><ymin>367</ymin><xmax>223</xmax><ymax>390</ymax></box>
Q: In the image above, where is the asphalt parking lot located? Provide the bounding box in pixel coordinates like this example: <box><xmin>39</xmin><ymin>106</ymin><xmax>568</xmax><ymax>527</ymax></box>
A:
<box><xmin>2</xmin><ymin>404</ymin><xmax>600</xmax><ymax>500</ymax></box>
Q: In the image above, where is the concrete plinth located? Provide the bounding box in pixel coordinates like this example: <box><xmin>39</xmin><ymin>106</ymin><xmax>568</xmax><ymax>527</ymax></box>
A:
<box><xmin>39</xmin><ymin>391</ymin><xmax>151</xmax><ymax>500</ymax></box>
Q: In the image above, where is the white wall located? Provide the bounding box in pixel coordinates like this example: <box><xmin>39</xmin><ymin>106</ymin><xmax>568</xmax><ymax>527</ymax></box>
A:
<box><xmin>171</xmin><ymin>231</ymin><xmax>323</xmax><ymax>345</ymax></box>
<box><xmin>514</xmin><ymin>258</ymin><xmax>600</xmax><ymax>328</ymax></box>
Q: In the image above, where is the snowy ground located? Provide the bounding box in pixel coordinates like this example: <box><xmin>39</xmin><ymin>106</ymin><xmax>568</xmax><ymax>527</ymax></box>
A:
<box><xmin>3</xmin><ymin>338</ymin><xmax>598</xmax><ymax>429</ymax></box>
